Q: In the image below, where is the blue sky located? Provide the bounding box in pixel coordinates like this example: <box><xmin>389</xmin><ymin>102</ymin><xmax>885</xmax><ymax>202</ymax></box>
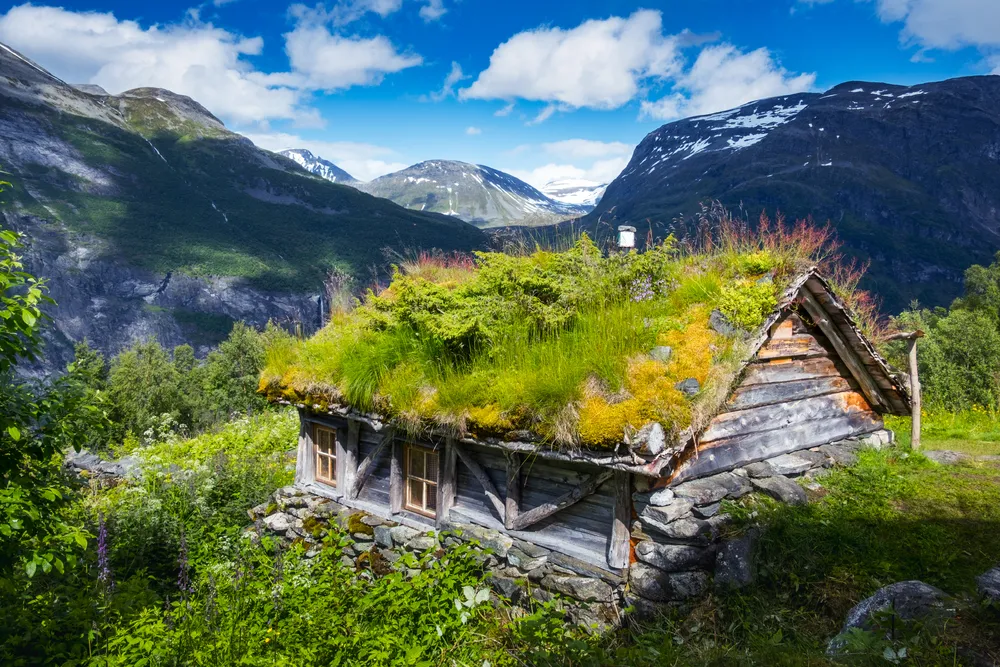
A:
<box><xmin>0</xmin><ymin>0</ymin><xmax>997</xmax><ymax>185</ymax></box>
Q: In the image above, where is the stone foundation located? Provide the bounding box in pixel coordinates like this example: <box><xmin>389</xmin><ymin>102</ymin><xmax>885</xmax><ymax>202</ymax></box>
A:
<box><xmin>249</xmin><ymin>429</ymin><xmax>892</xmax><ymax>627</ymax></box>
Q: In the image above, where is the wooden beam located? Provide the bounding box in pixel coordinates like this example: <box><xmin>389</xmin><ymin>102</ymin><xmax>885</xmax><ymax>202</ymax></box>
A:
<box><xmin>341</xmin><ymin>418</ymin><xmax>360</xmax><ymax>492</ymax></box>
<box><xmin>454</xmin><ymin>445</ymin><xmax>506</xmax><ymax>520</ymax></box>
<box><xmin>504</xmin><ymin>453</ymin><xmax>521</xmax><ymax>531</ymax></box>
<box><xmin>798</xmin><ymin>288</ymin><xmax>886</xmax><ymax>410</ymax></box>
<box><xmin>608</xmin><ymin>470</ymin><xmax>631</xmax><ymax>569</ymax></box>
<box><xmin>436</xmin><ymin>438</ymin><xmax>457</xmax><ymax>527</ymax></box>
<box><xmin>907</xmin><ymin>336</ymin><xmax>922</xmax><ymax>449</ymax></box>
<box><xmin>510</xmin><ymin>469</ymin><xmax>613</xmax><ymax>531</ymax></box>
<box><xmin>389</xmin><ymin>440</ymin><xmax>404</xmax><ymax>513</ymax></box>
<box><xmin>349</xmin><ymin>429</ymin><xmax>392</xmax><ymax>500</ymax></box>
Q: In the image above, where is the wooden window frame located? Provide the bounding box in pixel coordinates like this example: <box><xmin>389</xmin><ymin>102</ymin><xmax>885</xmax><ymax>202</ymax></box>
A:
<box><xmin>404</xmin><ymin>443</ymin><xmax>439</xmax><ymax>518</ymax></box>
<box><xmin>313</xmin><ymin>424</ymin><xmax>337</xmax><ymax>487</ymax></box>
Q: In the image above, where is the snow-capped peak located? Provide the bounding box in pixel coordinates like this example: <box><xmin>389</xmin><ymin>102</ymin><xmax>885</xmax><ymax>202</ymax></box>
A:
<box><xmin>280</xmin><ymin>148</ymin><xmax>357</xmax><ymax>184</ymax></box>
<box><xmin>540</xmin><ymin>179</ymin><xmax>607</xmax><ymax>207</ymax></box>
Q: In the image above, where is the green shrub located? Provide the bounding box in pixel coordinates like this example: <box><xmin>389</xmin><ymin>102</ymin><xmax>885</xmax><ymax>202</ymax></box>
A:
<box><xmin>717</xmin><ymin>279</ymin><xmax>778</xmax><ymax>330</ymax></box>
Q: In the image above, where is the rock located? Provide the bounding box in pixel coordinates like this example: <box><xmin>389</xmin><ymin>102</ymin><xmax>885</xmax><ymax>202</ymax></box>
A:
<box><xmin>751</xmin><ymin>476</ymin><xmax>807</xmax><ymax>505</ymax></box>
<box><xmin>762</xmin><ymin>452</ymin><xmax>816</xmax><ymax>476</ymax></box>
<box><xmin>674</xmin><ymin>378</ymin><xmax>700</xmax><ymax>397</ymax></box>
<box><xmin>490</xmin><ymin>574</ymin><xmax>524</xmax><ymax>603</ymax></box>
<box><xmin>548</xmin><ymin>552</ymin><xmax>624</xmax><ymax>585</ymax></box>
<box><xmin>709</xmin><ymin>309</ymin><xmax>738</xmax><ymax>336</ymax></box>
<box><xmin>827</xmin><ymin>581</ymin><xmax>955</xmax><ymax>655</ymax></box>
<box><xmin>635</xmin><ymin>422</ymin><xmax>667</xmax><ymax>456</ymax></box>
<box><xmin>639</xmin><ymin>499</ymin><xmax>694</xmax><ymax>525</ymax></box>
<box><xmin>977</xmin><ymin>565</ymin><xmax>1000</xmax><ymax>604</ymax></box>
<box><xmin>818</xmin><ymin>443</ymin><xmax>858</xmax><ymax>466</ymax></box>
<box><xmin>540</xmin><ymin>574</ymin><xmax>613</xmax><ymax>602</ymax></box>
<box><xmin>361</xmin><ymin>514</ymin><xmax>386</xmax><ymax>527</ymax></box>
<box><xmin>441</xmin><ymin>521</ymin><xmax>513</xmax><ymax>557</ymax></box>
<box><xmin>506</xmin><ymin>548</ymin><xmax>547</xmax><ymax>572</ymax></box>
<box><xmin>715</xmin><ymin>528</ymin><xmax>759</xmax><ymax>590</ymax></box>
<box><xmin>262</xmin><ymin>512</ymin><xmax>301</xmax><ymax>534</ymax></box>
<box><xmin>648</xmin><ymin>346</ymin><xmax>673</xmax><ymax>363</ymax></box>
<box><xmin>405</xmin><ymin>536</ymin><xmax>438</xmax><ymax>552</ymax></box>
<box><xmin>634</xmin><ymin>541</ymin><xmax>713</xmax><ymax>572</ymax></box>
<box><xmin>630</xmin><ymin>563</ymin><xmax>709</xmax><ymax>602</ymax></box>
<box><xmin>65</xmin><ymin>450</ymin><xmax>102</xmax><ymax>471</ymax></box>
<box><xmin>692</xmin><ymin>502</ymin><xmax>721</xmax><ymax>519</ymax></box>
<box><xmin>248</xmin><ymin>501</ymin><xmax>271</xmax><ymax>521</ymax></box>
<box><xmin>744</xmin><ymin>461</ymin><xmax>776</xmax><ymax>478</ymax></box>
<box><xmin>638</xmin><ymin>516</ymin><xmax>714</xmax><ymax>544</ymax></box>
<box><xmin>373</xmin><ymin>525</ymin><xmax>393</xmax><ymax>549</ymax></box>
<box><xmin>388</xmin><ymin>525</ymin><xmax>419</xmax><ymax>545</ymax></box>
<box><xmin>673</xmin><ymin>477</ymin><xmax>731</xmax><ymax>505</ymax></box>
<box><xmin>924</xmin><ymin>450</ymin><xmax>973</xmax><ymax>465</ymax></box>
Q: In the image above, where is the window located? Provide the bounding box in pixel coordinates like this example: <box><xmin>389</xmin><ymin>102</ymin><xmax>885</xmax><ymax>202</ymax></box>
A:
<box><xmin>404</xmin><ymin>444</ymin><xmax>439</xmax><ymax>517</ymax></box>
<box><xmin>314</xmin><ymin>425</ymin><xmax>337</xmax><ymax>486</ymax></box>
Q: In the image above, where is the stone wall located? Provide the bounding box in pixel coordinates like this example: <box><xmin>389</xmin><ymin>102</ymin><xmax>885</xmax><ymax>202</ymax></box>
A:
<box><xmin>250</xmin><ymin>429</ymin><xmax>893</xmax><ymax>628</ymax></box>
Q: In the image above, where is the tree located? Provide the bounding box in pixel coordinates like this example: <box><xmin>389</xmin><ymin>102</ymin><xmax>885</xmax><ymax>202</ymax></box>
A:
<box><xmin>202</xmin><ymin>322</ymin><xmax>271</xmax><ymax>419</ymax></box>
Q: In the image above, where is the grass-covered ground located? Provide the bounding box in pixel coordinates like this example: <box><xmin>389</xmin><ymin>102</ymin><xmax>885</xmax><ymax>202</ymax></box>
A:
<box><xmin>887</xmin><ymin>409</ymin><xmax>1000</xmax><ymax>456</ymax></box>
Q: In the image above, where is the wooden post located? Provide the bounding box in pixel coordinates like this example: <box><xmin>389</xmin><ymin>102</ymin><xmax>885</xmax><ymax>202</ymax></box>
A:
<box><xmin>390</xmin><ymin>440</ymin><xmax>404</xmax><ymax>513</ymax></box>
<box><xmin>608</xmin><ymin>470</ymin><xmax>631</xmax><ymax>569</ymax></box>
<box><xmin>454</xmin><ymin>446</ymin><xmax>506</xmax><ymax>520</ymax></box>
<box><xmin>504</xmin><ymin>453</ymin><xmax>521</xmax><ymax>531</ymax></box>
<box><xmin>886</xmin><ymin>331</ymin><xmax>924</xmax><ymax>450</ymax></box>
<box><xmin>341</xmin><ymin>419</ymin><xmax>360</xmax><ymax>491</ymax></box>
<box><xmin>437</xmin><ymin>438</ymin><xmax>457</xmax><ymax>527</ymax></box>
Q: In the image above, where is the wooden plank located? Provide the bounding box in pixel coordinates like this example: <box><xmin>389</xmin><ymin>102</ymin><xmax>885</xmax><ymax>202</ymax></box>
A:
<box><xmin>505</xmin><ymin>453</ymin><xmax>521</xmax><ymax>531</ymax></box>
<box><xmin>437</xmin><ymin>438</ymin><xmax>457</xmax><ymax>526</ymax></box>
<box><xmin>799</xmin><ymin>287</ymin><xmax>887</xmax><ymax>410</ymax></box>
<box><xmin>756</xmin><ymin>334</ymin><xmax>829</xmax><ymax>360</ymax></box>
<box><xmin>703</xmin><ymin>390</ymin><xmax>872</xmax><ymax>442</ymax></box>
<box><xmin>676</xmin><ymin>412</ymin><xmax>883</xmax><ymax>481</ymax></box>
<box><xmin>455</xmin><ymin>445</ymin><xmax>506</xmax><ymax>520</ymax></box>
<box><xmin>349</xmin><ymin>429</ymin><xmax>392</xmax><ymax>500</ymax></box>
<box><xmin>770</xmin><ymin>316</ymin><xmax>795</xmax><ymax>339</ymax></box>
<box><xmin>908</xmin><ymin>337</ymin><xmax>922</xmax><ymax>449</ymax></box>
<box><xmin>741</xmin><ymin>356</ymin><xmax>846</xmax><ymax>386</ymax></box>
<box><xmin>608</xmin><ymin>470</ymin><xmax>631</xmax><ymax>569</ymax></box>
<box><xmin>342</xmin><ymin>419</ymin><xmax>360</xmax><ymax>492</ymax></box>
<box><xmin>294</xmin><ymin>413</ymin><xmax>311</xmax><ymax>485</ymax></box>
<box><xmin>510</xmin><ymin>470</ymin><xmax>613</xmax><ymax>531</ymax></box>
<box><xmin>389</xmin><ymin>440</ymin><xmax>404</xmax><ymax>514</ymax></box>
<box><xmin>727</xmin><ymin>376</ymin><xmax>854</xmax><ymax>411</ymax></box>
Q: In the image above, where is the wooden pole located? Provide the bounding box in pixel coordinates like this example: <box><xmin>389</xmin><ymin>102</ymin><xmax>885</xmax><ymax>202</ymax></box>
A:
<box><xmin>886</xmin><ymin>331</ymin><xmax>924</xmax><ymax>450</ymax></box>
<box><xmin>608</xmin><ymin>470</ymin><xmax>631</xmax><ymax>570</ymax></box>
<box><xmin>504</xmin><ymin>453</ymin><xmax>521</xmax><ymax>531</ymax></box>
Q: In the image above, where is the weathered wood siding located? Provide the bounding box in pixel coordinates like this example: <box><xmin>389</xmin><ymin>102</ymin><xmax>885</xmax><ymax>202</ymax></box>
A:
<box><xmin>675</xmin><ymin>313</ymin><xmax>883</xmax><ymax>481</ymax></box>
<box><xmin>357</xmin><ymin>427</ymin><xmax>392</xmax><ymax>508</ymax></box>
<box><xmin>451</xmin><ymin>442</ymin><xmax>614</xmax><ymax>568</ymax></box>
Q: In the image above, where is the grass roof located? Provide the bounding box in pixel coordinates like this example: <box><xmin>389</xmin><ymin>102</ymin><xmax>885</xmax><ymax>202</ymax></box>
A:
<box><xmin>260</xmin><ymin>218</ymin><xmax>871</xmax><ymax>451</ymax></box>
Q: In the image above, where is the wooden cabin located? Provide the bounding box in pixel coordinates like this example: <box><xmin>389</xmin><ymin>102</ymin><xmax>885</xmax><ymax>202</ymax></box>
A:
<box><xmin>281</xmin><ymin>269</ymin><xmax>911</xmax><ymax>575</ymax></box>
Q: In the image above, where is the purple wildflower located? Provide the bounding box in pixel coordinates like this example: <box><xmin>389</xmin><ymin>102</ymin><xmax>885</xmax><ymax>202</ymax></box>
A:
<box><xmin>96</xmin><ymin>512</ymin><xmax>113</xmax><ymax>593</ymax></box>
<box><xmin>177</xmin><ymin>528</ymin><xmax>192</xmax><ymax>597</ymax></box>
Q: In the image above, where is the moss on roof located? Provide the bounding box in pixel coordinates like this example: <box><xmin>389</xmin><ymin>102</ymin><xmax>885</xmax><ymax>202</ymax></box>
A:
<box><xmin>259</xmin><ymin>234</ymin><xmax>829</xmax><ymax>449</ymax></box>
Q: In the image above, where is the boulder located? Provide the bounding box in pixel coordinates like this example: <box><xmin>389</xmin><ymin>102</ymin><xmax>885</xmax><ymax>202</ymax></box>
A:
<box><xmin>827</xmin><ymin>581</ymin><xmax>956</xmax><ymax>655</ymax></box>
<box><xmin>638</xmin><ymin>516</ymin><xmax>714</xmax><ymax>544</ymax></box>
<box><xmin>388</xmin><ymin>525</ymin><xmax>419</xmax><ymax>545</ymax></box>
<box><xmin>490</xmin><ymin>574</ymin><xmax>524</xmax><ymax>603</ymax></box>
<box><xmin>674</xmin><ymin>378</ymin><xmax>700</xmax><ymax>397</ymax></box>
<box><xmin>709</xmin><ymin>309</ymin><xmax>738</xmax><ymax>336</ymax></box>
<box><xmin>262</xmin><ymin>512</ymin><xmax>301</xmax><ymax>534</ymax></box>
<box><xmin>639</xmin><ymin>499</ymin><xmax>694</xmax><ymax>525</ymax></box>
<box><xmin>751</xmin><ymin>476</ymin><xmax>807</xmax><ymax>505</ymax></box>
<box><xmin>715</xmin><ymin>528</ymin><xmax>760</xmax><ymax>590</ymax></box>
<box><xmin>648</xmin><ymin>346</ymin><xmax>673</xmax><ymax>363</ymax></box>
<box><xmin>405</xmin><ymin>535</ymin><xmax>438</xmax><ymax>552</ymax></box>
<box><xmin>540</xmin><ymin>574</ymin><xmax>613</xmax><ymax>603</ymax></box>
<box><xmin>630</xmin><ymin>563</ymin><xmax>709</xmax><ymax>602</ymax></box>
<box><xmin>818</xmin><ymin>443</ymin><xmax>858</xmax><ymax>467</ymax></box>
<box><xmin>977</xmin><ymin>565</ymin><xmax>1000</xmax><ymax>604</ymax></box>
<box><xmin>673</xmin><ymin>477</ymin><xmax>732</xmax><ymax>505</ymax></box>
<box><xmin>634</xmin><ymin>541</ymin><xmax>713</xmax><ymax>572</ymax></box>
<box><xmin>373</xmin><ymin>525</ymin><xmax>393</xmax><ymax>549</ymax></box>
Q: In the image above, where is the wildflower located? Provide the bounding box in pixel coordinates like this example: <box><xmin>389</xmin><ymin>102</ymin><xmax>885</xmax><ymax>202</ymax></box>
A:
<box><xmin>177</xmin><ymin>527</ymin><xmax>192</xmax><ymax>597</ymax></box>
<box><xmin>96</xmin><ymin>512</ymin><xmax>113</xmax><ymax>594</ymax></box>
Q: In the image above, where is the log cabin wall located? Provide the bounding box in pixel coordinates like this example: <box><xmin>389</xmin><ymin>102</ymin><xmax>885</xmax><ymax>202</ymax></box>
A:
<box><xmin>675</xmin><ymin>311</ymin><xmax>884</xmax><ymax>482</ymax></box>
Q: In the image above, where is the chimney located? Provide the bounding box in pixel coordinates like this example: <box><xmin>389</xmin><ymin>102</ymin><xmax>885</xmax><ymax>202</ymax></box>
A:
<box><xmin>617</xmin><ymin>225</ymin><xmax>636</xmax><ymax>250</ymax></box>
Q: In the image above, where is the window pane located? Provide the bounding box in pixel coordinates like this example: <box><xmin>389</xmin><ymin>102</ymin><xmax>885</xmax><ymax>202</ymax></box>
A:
<box><xmin>425</xmin><ymin>451</ymin><xmax>439</xmax><ymax>483</ymax></box>
<box><xmin>409</xmin><ymin>448</ymin><xmax>424</xmax><ymax>478</ymax></box>
<box><xmin>319</xmin><ymin>456</ymin><xmax>328</xmax><ymax>478</ymax></box>
<box><xmin>407</xmin><ymin>478</ymin><xmax>423</xmax><ymax>509</ymax></box>
<box><xmin>426</xmin><ymin>483</ymin><xmax>438</xmax><ymax>512</ymax></box>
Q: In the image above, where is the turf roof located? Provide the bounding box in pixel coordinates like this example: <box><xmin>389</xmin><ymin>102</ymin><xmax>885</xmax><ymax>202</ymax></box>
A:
<box><xmin>259</xmin><ymin>236</ymin><xmax>820</xmax><ymax>450</ymax></box>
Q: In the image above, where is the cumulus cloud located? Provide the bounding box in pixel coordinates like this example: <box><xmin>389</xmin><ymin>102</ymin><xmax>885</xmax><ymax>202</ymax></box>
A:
<box><xmin>244</xmin><ymin>131</ymin><xmax>407</xmax><ymax>181</ymax></box>
<box><xmin>872</xmin><ymin>0</ymin><xmax>1000</xmax><ymax>50</ymax></box>
<box><xmin>460</xmin><ymin>10</ymin><xmax>682</xmax><ymax>110</ymax></box>
<box><xmin>283</xmin><ymin>24</ymin><xmax>422</xmax><ymax>90</ymax></box>
<box><xmin>503</xmin><ymin>139</ymin><xmax>633</xmax><ymax>189</ymax></box>
<box><xmin>0</xmin><ymin>4</ymin><xmax>313</xmax><ymax>125</ymax></box>
<box><xmin>641</xmin><ymin>44</ymin><xmax>815</xmax><ymax>121</ymax></box>
<box><xmin>507</xmin><ymin>158</ymin><xmax>628</xmax><ymax>190</ymax></box>
<box><xmin>419</xmin><ymin>0</ymin><xmax>447</xmax><ymax>22</ymax></box>
<box><xmin>288</xmin><ymin>0</ymin><xmax>403</xmax><ymax>27</ymax></box>
<box><xmin>465</xmin><ymin>126</ymin><xmax>481</xmax><ymax>135</ymax></box>
<box><xmin>425</xmin><ymin>61</ymin><xmax>464</xmax><ymax>101</ymax></box>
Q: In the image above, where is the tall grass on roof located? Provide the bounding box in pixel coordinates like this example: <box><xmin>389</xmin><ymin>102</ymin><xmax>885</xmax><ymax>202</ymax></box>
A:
<box><xmin>260</xmin><ymin>210</ymin><xmax>877</xmax><ymax>449</ymax></box>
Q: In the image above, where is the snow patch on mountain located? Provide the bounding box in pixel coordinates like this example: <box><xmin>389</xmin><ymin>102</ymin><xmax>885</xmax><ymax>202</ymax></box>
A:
<box><xmin>541</xmin><ymin>179</ymin><xmax>606</xmax><ymax>207</ymax></box>
<box><xmin>279</xmin><ymin>149</ymin><xmax>358</xmax><ymax>185</ymax></box>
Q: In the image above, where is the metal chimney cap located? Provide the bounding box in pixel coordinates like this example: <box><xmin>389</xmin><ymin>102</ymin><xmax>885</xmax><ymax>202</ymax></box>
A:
<box><xmin>617</xmin><ymin>225</ymin><xmax>636</xmax><ymax>232</ymax></box>
<box><xmin>617</xmin><ymin>225</ymin><xmax>636</xmax><ymax>249</ymax></box>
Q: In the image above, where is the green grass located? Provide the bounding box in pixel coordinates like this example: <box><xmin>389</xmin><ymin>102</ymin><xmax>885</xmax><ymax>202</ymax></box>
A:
<box><xmin>887</xmin><ymin>409</ymin><xmax>1000</xmax><ymax>456</ymax></box>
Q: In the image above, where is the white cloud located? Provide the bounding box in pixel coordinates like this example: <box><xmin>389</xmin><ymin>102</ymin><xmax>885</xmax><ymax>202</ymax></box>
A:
<box><xmin>641</xmin><ymin>44</ymin><xmax>815</xmax><ymax>121</ymax></box>
<box><xmin>507</xmin><ymin>157</ymin><xmax>628</xmax><ymax>190</ymax></box>
<box><xmin>541</xmin><ymin>139</ymin><xmax>633</xmax><ymax>159</ymax></box>
<box><xmin>426</xmin><ymin>61</ymin><xmax>464</xmax><ymax>101</ymax></box>
<box><xmin>465</xmin><ymin>126</ymin><xmax>482</xmax><ymax>135</ymax></box>
<box><xmin>460</xmin><ymin>10</ymin><xmax>682</xmax><ymax>110</ymax></box>
<box><xmin>283</xmin><ymin>24</ymin><xmax>422</xmax><ymax>90</ymax></box>
<box><xmin>872</xmin><ymin>0</ymin><xmax>1000</xmax><ymax>50</ymax></box>
<box><xmin>419</xmin><ymin>0</ymin><xmax>447</xmax><ymax>22</ymax></box>
<box><xmin>289</xmin><ymin>0</ymin><xmax>403</xmax><ymax>27</ymax></box>
<box><xmin>494</xmin><ymin>102</ymin><xmax>515</xmax><ymax>117</ymax></box>
<box><xmin>244</xmin><ymin>131</ymin><xmax>406</xmax><ymax>181</ymax></box>
<box><xmin>0</xmin><ymin>4</ymin><xmax>313</xmax><ymax>125</ymax></box>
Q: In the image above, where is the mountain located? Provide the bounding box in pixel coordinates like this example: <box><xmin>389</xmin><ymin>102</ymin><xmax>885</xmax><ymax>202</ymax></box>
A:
<box><xmin>541</xmin><ymin>179</ymin><xmax>607</xmax><ymax>208</ymax></box>
<box><xmin>279</xmin><ymin>149</ymin><xmax>358</xmax><ymax>185</ymax></box>
<box><xmin>587</xmin><ymin>76</ymin><xmax>1000</xmax><ymax>312</ymax></box>
<box><xmin>0</xmin><ymin>42</ymin><xmax>486</xmax><ymax>370</ymax></box>
<box><xmin>356</xmin><ymin>160</ymin><xmax>588</xmax><ymax>227</ymax></box>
